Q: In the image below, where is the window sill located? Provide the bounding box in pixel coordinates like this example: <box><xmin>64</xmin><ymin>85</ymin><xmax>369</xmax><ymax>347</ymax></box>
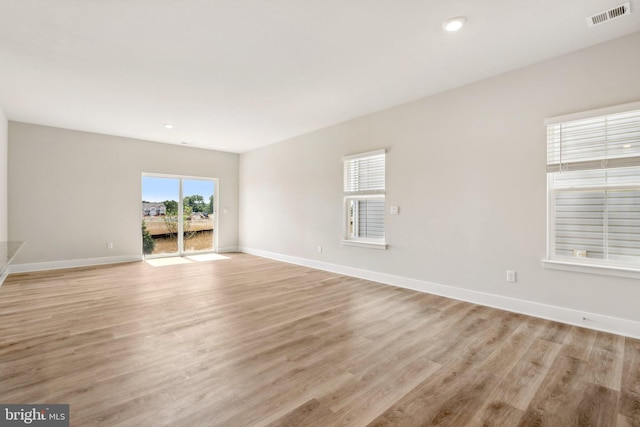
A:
<box><xmin>542</xmin><ymin>258</ymin><xmax>640</xmax><ymax>279</ymax></box>
<box><xmin>341</xmin><ymin>240</ymin><xmax>387</xmax><ymax>250</ymax></box>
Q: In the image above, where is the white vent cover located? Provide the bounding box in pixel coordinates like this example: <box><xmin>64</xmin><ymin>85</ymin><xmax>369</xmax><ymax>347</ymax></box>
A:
<box><xmin>587</xmin><ymin>2</ymin><xmax>631</xmax><ymax>27</ymax></box>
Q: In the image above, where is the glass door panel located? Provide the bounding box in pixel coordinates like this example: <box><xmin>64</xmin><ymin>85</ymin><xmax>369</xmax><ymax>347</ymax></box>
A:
<box><xmin>142</xmin><ymin>177</ymin><xmax>179</xmax><ymax>256</ymax></box>
<box><xmin>183</xmin><ymin>179</ymin><xmax>215</xmax><ymax>253</ymax></box>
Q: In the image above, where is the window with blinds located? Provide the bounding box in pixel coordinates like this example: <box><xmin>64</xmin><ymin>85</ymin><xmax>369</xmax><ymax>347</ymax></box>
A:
<box><xmin>343</xmin><ymin>150</ymin><xmax>386</xmax><ymax>246</ymax></box>
<box><xmin>546</xmin><ymin>104</ymin><xmax>640</xmax><ymax>268</ymax></box>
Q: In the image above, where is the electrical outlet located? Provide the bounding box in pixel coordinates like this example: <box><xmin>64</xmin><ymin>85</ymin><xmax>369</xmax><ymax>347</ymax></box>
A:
<box><xmin>506</xmin><ymin>270</ymin><xmax>516</xmax><ymax>282</ymax></box>
<box><xmin>107</xmin><ymin>242</ymin><xmax>114</xmax><ymax>249</ymax></box>
<box><xmin>317</xmin><ymin>245</ymin><xmax>322</xmax><ymax>253</ymax></box>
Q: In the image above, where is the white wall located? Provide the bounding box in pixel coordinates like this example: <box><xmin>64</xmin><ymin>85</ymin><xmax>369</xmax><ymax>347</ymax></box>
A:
<box><xmin>9</xmin><ymin>123</ymin><xmax>239</xmax><ymax>265</ymax></box>
<box><xmin>0</xmin><ymin>106</ymin><xmax>6</xmax><ymax>242</ymax></box>
<box><xmin>240</xmin><ymin>31</ymin><xmax>640</xmax><ymax>326</ymax></box>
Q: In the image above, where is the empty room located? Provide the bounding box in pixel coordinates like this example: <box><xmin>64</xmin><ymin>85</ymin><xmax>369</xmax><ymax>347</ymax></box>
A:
<box><xmin>1</xmin><ymin>1</ymin><xmax>640</xmax><ymax>426</ymax></box>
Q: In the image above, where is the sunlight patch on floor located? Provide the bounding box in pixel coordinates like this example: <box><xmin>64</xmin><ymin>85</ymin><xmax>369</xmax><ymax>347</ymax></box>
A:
<box><xmin>185</xmin><ymin>253</ymin><xmax>230</xmax><ymax>262</ymax></box>
<box><xmin>146</xmin><ymin>257</ymin><xmax>193</xmax><ymax>267</ymax></box>
<box><xmin>145</xmin><ymin>253</ymin><xmax>230</xmax><ymax>267</ymax></box>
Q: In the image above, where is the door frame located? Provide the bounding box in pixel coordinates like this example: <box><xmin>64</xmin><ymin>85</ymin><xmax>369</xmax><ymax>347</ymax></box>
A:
<box><xmin>142</xmin><ymin>173</ymin><xmax>220</xmax><ymax>258</ymax></box>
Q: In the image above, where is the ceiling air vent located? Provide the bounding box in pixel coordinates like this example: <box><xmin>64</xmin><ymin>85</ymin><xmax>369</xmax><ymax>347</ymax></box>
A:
<box><xmin>587</xmin><ymin>2</ymin><xmax>631</xmax><ymax>27</ymax></box>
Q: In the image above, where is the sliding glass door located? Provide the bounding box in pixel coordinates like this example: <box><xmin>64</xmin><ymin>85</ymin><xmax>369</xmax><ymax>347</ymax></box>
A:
<box><xmin>183</xmin><ymin>179</ymin><xmax>215</xmax><ymax>253</ymax></box>
<box><xmin>142</xmin><ymin>176</ymin><xmax>180</xmax><ymax>256</ymax></box>
<box><xmin>142</xmin><ymin>175</ymin><xmax>217</xmax><ymax>257</ymax></box>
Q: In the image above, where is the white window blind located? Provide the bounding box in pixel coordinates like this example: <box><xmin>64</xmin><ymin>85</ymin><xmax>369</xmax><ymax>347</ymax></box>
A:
<box><xmin>343</xmin><ymin>150</ymin><xmax>386</xmax><ymax>245</ymax></box>
<box><xmin>344</xmin><ymin>150</ymin><xmax>385</xmax><ymax>195</ymax></box>
<box><xmin>547</xmin><ymin>105</ymin><xmax>640</xmax><ymax>268</ymax></box>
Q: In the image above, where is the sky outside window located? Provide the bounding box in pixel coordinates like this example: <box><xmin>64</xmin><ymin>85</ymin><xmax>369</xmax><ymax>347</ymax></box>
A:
<box><xmin>142</xmin><ymin>177</ymin><xmax>214</xmax><ymax>202</ymax></box>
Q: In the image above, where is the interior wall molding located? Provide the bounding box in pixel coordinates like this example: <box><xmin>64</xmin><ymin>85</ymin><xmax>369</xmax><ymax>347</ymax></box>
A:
<box><xmin>7</xmin><ymin>255</ymin><xmax>144</xmax><ymax>275</ymax></box>
<box><xmin>6</xmin><ymin>248</ymin><xmax>239</xmax><ymax>278</ymax></box>
<box><xmin>240</xmin><ymin>246</ymin><xmax>640</xmax><ymax>340</ymax></box>
<box><xmin>217</xmin><ymin>246</ymin><xmax>239</xmax><ymax>253</ymax></box>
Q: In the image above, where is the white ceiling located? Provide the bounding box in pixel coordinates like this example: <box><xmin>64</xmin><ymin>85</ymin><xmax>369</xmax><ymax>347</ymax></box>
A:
<box><xmin>0</xmin><ymin>1</ymin><xmax>639</xmax><ymax>153</ymax></box>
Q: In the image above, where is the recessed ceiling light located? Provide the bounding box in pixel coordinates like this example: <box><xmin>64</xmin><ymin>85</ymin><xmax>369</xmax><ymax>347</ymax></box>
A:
<box><xmin>164</xmin><ymin>123</ymin><xmax>175</xmax><ymax>129</ymax></box>
<box><xmin>623</xmin><ymin>144</ymin><xmax>632</xmax><ymax>148</ymax></box>
<box><xmin>443</xmin><ymin>16</ymin><xmax>466</xmax><ymax>32</ymax></box>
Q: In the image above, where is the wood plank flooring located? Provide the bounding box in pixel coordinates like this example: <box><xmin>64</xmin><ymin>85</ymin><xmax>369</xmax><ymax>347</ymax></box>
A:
<box><xmin>0</xmin><ymin>253</ymin><xmax>638</xmax><ymax>426</ymax></box>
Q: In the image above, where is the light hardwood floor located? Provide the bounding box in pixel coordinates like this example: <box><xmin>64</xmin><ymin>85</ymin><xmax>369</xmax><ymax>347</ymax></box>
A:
<box><xmin>0</xmin><ymin>253</ymin><xmax>638</xmax><ymax>426</ymax></box>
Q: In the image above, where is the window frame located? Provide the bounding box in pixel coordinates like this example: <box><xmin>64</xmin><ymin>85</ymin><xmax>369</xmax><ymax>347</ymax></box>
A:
<box><xmin>544</xmin><ymin>101</ymin><xmax>640</xmax><ymax>277</ymax></box>
<box><xmin>342</xmin><ymin>149</ymin><xmax>387</xmax><ymax>250</ymax></box>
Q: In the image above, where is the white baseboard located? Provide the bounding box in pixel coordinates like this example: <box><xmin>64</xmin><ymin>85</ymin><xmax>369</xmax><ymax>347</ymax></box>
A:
<box><xmin>240</xmin><ymin>247</ymin><xmax>640</xmax><ymax>340</ymax></box>
<box><xmin>217</xmin><ymin>246</ymin><xmax>239</xmax><ymax>253</ymax></box>
<box><xmin>8</xmin><ymin>255</ymin><xmax>144</xmax><ymax>275</ymax></box>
